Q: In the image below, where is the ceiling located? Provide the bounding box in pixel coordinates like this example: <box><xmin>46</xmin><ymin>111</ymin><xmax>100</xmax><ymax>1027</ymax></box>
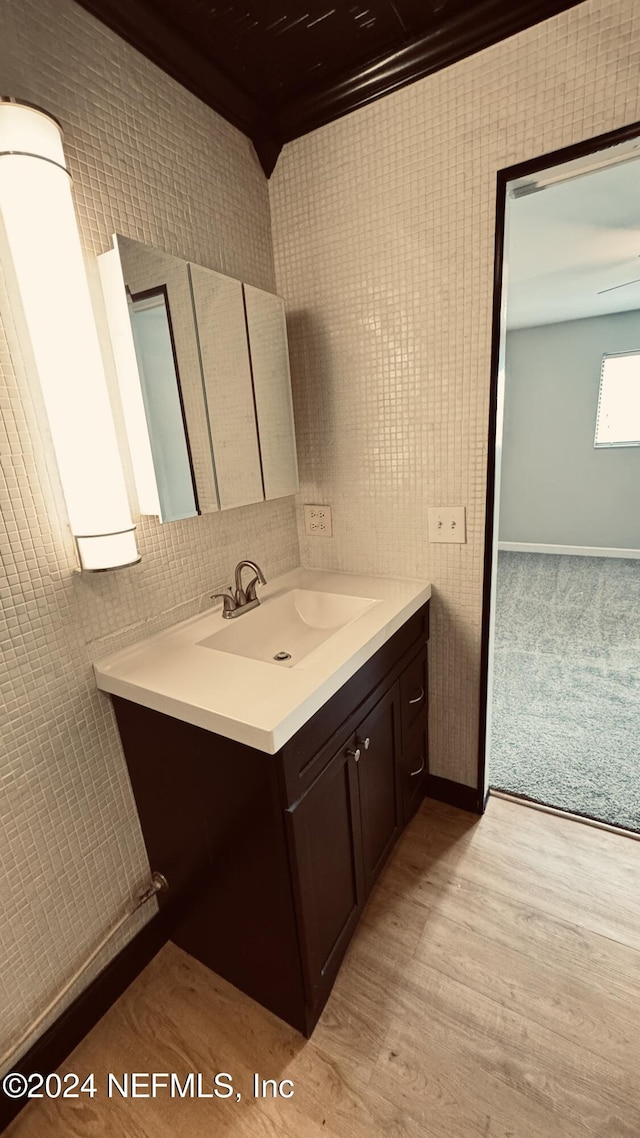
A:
<box><xmin>506</xmin><ymin>152</ymin><xmax>640</xmax><ymax>330</ymax></box>
<box><xmin>75</xmin><ymin>0</ymin><xmax>585</xmax><ymax>175</ymax></box>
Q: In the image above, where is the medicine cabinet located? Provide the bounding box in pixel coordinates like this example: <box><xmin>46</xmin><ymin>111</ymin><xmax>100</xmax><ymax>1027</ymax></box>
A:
<box><xmin>98</xmin><ymin>235</ymin><xmax>299</xmax><ymax>522</ymax></box>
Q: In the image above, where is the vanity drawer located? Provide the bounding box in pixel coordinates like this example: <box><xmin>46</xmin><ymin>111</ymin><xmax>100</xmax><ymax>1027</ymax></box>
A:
<box><xmin>400</xmin><ymin>646</ymin><xmax>427</xmax><ymax>741</ymax></box>
<box><xmin>400</xmin><ymin>716</ymin><xmax>428</xmax><ymax>825</ymax></box>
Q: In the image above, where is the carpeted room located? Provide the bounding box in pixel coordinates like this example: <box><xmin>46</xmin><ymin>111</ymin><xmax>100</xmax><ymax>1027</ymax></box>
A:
<box><xmin>490</xmin><ymin>550</ymin><xmax>640</xmax><ymax>830</ymax></box>
<box><xmin>489</xmin><ymin>259</ymin><xmax>640</xmax><ymax>829</ymax></box>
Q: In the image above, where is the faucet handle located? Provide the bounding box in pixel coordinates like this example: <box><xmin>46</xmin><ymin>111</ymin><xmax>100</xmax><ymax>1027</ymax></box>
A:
<box><xmin>210</xmin><ymin>589</ymin><xmax>237</xmax><ymax>616</ymax></box>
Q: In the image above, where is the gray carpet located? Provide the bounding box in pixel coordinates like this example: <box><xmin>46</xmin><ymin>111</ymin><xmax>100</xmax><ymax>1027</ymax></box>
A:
<box><xmin>489</xmin><ymin>552</ymin><xmax>640</xmax><ymax>832</ymax></box>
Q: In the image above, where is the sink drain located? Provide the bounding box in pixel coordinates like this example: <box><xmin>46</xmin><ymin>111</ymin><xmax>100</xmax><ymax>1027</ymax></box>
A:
<box><xmin>273</xmin><ymin>651</ymin><xmax>292</xmax><ymax>661</ymax></box>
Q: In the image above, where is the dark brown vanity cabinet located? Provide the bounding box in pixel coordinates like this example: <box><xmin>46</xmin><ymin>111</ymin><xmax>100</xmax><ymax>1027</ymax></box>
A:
<box><xmin>354</xmin><ymin>686</ymin><xmax>402</xmax><ymax>893</ymax></box>
<box><xmin>112</xmin><ymin>600</ymin><xmax>429</xmax><ymax>1036</ymax></box>
<box><xmin>287</xmin><ymin>738</ymin><xmax>365</xmax><ymax>1006</ymax></box>
<box><xmin>287</xmin><ymin>683</ymin><xmax>402</xmax><ymax>1009</ymax></box>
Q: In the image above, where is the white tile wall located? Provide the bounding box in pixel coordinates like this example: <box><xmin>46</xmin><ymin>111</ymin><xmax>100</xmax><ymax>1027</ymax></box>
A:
<box><xmin>0</xmin><ymin>0</ymin><xmax>299</xmax><ymax>1065</ymax></box>
<box><xmin>269</xmin><ymin>0</ymin><xmax>640</xmax><ymax>789</ymax></box>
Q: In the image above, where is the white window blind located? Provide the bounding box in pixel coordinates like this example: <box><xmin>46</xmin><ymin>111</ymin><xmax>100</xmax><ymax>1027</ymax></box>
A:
<box><xmin>594</xmin><ymin>351</ymin><xmax>640</xmax><ymax>447</ymax></box>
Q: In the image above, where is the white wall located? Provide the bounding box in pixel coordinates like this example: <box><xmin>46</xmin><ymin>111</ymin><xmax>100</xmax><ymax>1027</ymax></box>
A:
<box><xmin>0</xmin><ymin>0</ymin><xmax>300</xmax><ymax>1065</ymax></box>
<box><xmin>500</xmin><ymin>312</ymin><xmax>640</xmax><ymax>549</ymax></box>
<box><xmin>270</xmin><ymin>0</ymin><xmax>640</xmax><ymax>789</ymax></box>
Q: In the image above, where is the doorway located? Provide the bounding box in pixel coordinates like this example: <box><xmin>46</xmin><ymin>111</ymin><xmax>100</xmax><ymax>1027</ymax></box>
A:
<box><xmin>480</xmin><ymin>125</ymin><xmax>640</xmax><ymax>832</ymax></box>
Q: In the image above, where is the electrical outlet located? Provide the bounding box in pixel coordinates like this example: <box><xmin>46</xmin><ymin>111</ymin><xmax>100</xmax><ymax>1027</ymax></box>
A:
<box><xmin>304</xmin><ymin>504</ymin><xmax>333</xmax><ymax>536</ymax></box>
<box><xmin>428</xmin><ymin>506</ymin><xmax>466</xmax><ymax>544</ymax></box>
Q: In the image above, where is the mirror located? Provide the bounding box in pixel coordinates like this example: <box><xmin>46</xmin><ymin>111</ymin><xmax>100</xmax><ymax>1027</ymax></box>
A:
<box><xmin>108</xmin><ymin>235</ymin><xmax>218</xmax><ymax>518</ymax></box>
<box><xmin>244</xmin><ymin>284</ymin><xmax>299</xmax><ymax>500</ymax></box>
<box><xmin>189</xmin><ymin>264</ymin><xmax>264</xmax><ymax>509</ymax></box>
<box><xmin>127</xmin><ymin>287</ymin><xmax>198</xmax><ymax>521</ymax></box>
<box><xmin>99</xmin><ymin>235</ymin><xmax>299</xmax><ymax>521</ymax></box>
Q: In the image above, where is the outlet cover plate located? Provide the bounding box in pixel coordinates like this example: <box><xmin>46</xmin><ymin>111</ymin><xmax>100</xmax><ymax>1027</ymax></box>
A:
<box><xmin>304</xmin><ymin>504</ymin><xmax>333</xmax><ymax>536</ymax></box>
<box><xmin>428</xmin><ymin>506</ymin><xmax>466</xmax><ymax>543</ymax></box>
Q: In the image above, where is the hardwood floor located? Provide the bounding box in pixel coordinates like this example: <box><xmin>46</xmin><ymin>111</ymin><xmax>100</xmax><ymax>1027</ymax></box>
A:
<box><xmin>6</xmin><ymin>795</ymin><xmax>640</xmax><ymax>1137</ymax></box>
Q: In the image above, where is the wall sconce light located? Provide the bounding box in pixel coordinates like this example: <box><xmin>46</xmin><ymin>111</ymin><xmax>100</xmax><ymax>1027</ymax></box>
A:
<box><xmin>0</xmin><ymin>98</ymin><xmax>140</xmax><ymax>570</ymax></box>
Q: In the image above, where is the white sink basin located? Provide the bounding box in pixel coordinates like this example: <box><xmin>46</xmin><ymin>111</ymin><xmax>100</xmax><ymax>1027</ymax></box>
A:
<box><xmin>94</xmin><ymin>567</ymin><xmax>431</xmax><ymax>751</ymax></box>
<box><xmin>198</xmin><ymin>588</ymin><xmax>379</xmax><ymax>667</ymax></box>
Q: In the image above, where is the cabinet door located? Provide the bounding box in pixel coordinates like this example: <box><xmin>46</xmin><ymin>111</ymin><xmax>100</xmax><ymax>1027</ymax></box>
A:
<box><xmin>243</xmin><ymin>284</ymin><xmax>299</xmax><ymax>500</ymax></box>
<box><xmin>106</xmin><ymin>235</ymin><xmax>219</xmax><ymax>515</ymax></box>
<box><xmin>357</xmin><ymin>685</ymin><xmax>401</xmax><ymax>896</ymax></box>
<box><xmin>189</xmin><ymin>264</ymin><xmax>264</xmax><ymax>510</ymax></box>
<box><xmin>286</xmin><ymin>740</ymin><xmax>364</xmax><ymax>1000</ymax></box>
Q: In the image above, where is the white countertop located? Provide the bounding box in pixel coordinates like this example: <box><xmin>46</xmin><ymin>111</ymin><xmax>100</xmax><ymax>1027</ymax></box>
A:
<box><xmin>93</xmin><ymin>567</ymin><xmax>431</xmax><ymax>754</ymax></box>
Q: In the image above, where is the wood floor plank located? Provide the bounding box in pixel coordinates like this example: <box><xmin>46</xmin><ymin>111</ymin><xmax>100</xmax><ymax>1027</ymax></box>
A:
<box><xmin>404</xmin><ymin>860</ymin><xmax>640</xmax><ymax>1003</ymax></box>
<box><xmin>372</xmin><ymin>958</ymin><xmax>638</xmax><ymax>1138</ymax></box>
<box><xmin>413</xmin><ymin>909</ymin><xmax>640</xmax><ymax>1076</ymax></box>
<box><xmin>375</xmin><ymin>1018</ymin><xmax>638</xmax><ymax>1138</ymax></box>
<box><xmin>385</xmin><ymin>800</ymin><xmax>640</xmax><ymax>951</ymax></box>
<box><xmin>6</xmin><ymin>796</ymin><xmax>640</xmax><ymax>1137</ymax></box>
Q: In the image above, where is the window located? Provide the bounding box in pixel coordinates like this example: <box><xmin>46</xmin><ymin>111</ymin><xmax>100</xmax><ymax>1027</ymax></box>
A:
<box><xmin>594</xmin><ymin>351</ymin><xmax>640</xmax><ymax>447</ymax></box>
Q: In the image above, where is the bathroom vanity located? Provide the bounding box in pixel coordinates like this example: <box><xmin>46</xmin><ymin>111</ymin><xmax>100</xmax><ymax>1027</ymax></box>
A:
<box><xmin>95</xmin><ymin>569</ymin><xmax>430</xmax><ymax>1035</ymax></box>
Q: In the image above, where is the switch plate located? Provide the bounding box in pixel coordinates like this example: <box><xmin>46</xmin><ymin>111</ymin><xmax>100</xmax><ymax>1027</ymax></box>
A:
<box><xmin>428</xmin><ymin>506</ymin><xmax>466</xmax><ymax>543</ymax></box>
<box><xmin>304</xmin><ymin>504</ymin><xmax>333</xmax><ymax>536</ymax></box>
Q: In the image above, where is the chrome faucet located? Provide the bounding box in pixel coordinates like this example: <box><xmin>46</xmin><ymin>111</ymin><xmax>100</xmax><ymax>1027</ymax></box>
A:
<box><xmin>234</xmin><ymin>559</ymin><xmax>267</xmax><ymax>605</ymax></box>
<box><xmin>211</xmin><ymin>559</ymin><xmax>267</xmax><ymax>619</ymax></box>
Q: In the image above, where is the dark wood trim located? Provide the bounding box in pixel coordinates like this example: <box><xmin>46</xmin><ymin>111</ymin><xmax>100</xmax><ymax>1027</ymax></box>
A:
<box><xmin>276</xmin><ymin>0</ymin><xmax>585</xmax><ymax>143</ymax></box>
<box><xmin>73</xmin><ymin>0</ymin><xmax>283</xmax><ymax>176</ymax></box>
<box><xmin>0</xmin><ymin>911</ymin><xmax>170</xmax><ymax>1134</ymax></box>
<box><xmin>251</xmin><ymin>134</ymin><xmax>283</xmax><ymax>180</ymax></box>
<box><xmin>74</xmin><ymin>0</ymin><xmax>587</xmax><ymax>175</ymax></box>
<box><xmin>485</xmin><ymin>119</ymin><xmax>640</xmax><ymax>187</ymax></box>
<box><xmin>475</xmin><ymin>154</ymin><xmax>508</xmax><ymax>813</ymax></box>
<box><xmin>426</xmin><ymin>774</ymin><xmax>483</xmax><ymax>814</ymax></box>
<box><xmin>75</xmin><ymin>0</ymin><xmax>256</xmax><ymax>131</ymax></box>
<box><xmin>476</xmin><ymin>116</ymin><xmax>640</xmax><ymax>799</ymax></box>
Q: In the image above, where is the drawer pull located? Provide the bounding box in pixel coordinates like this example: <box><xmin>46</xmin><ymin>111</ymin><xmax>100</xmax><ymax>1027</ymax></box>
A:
<box><xmin>346</xmin><ymin>747</ymin><xmax>361</xmax><ymax>763</ymax></box>
<box><xmin>410</xmin><ymin>756</ymin><xmax>425</xmax><ymax>777</ymax></box>
<box><xmin>356</xmin><ymin>736</ymin><xmax>370</xmax><ymax>750</ymax></box>
<box><xmin>409</xmin><ymin>687</ymin><xmax>424</xmax><ymax>706</ymax></box>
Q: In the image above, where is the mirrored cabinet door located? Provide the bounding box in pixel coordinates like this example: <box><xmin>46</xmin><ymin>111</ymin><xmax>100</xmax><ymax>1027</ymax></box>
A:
<box><xmin>100</xmin><ymin>235</ymin><xmax>300</xmax><ymax>525</ymax></box>
<box><xmin>127</xmin><ymin>288</ymin><xmax>198</xmax><ymax>522</ymax></box>
<box><xmin>189</xmin><ymin>264</ymin><xmax>264</xmax><ymax>510</ymax></box>
<box><xmin>109</xmin><ymin>235</ymin><xmax>219</xmax><ymax>517</ymax></box>
<box><xmin>243</xmin><ymin>284</ymin><xmax>299</xmax><ymax>500</ymax></box>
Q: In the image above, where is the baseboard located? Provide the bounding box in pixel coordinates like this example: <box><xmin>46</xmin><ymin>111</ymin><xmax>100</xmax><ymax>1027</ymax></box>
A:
<box><xmin>497</xmin><ymin>541</ymin><xmax>640</xmax><ymax>559</ymax></box>
<box><xmin>426</xmin><ymin>774</ymin><xmax>484</xmax><ymax>814</ymax></box>
<box><xmin>0</xmin><ymin>909</ymin><xmax>171</xmax><ymax>1134</ymax></box>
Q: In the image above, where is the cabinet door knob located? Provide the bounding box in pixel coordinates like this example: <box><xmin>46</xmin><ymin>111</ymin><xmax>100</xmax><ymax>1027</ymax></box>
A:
<box><xmin>345</xmin><ymin>747</ymin><xmax>361</xmax><ymax>762</ymax></box>
<box><xmin>410</xmin><ymin>756</ymin><xmax>425</xmax><ymax>777</ymax></box>
<box><xmin>356</xmin><ymin>736</ymin><xmax>370</xmax><ymax>750</ymax></box>
<box><xmin>409</xmin><ymin>687</ymin><xmax>424</xmax><ymax>706</ymax></box>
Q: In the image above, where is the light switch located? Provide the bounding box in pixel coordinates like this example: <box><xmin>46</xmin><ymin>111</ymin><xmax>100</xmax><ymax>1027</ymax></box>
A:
<box><xmin>428</xmin><ymin>506</ymin><xmax>466</xmax><ymax>543</ymax></box>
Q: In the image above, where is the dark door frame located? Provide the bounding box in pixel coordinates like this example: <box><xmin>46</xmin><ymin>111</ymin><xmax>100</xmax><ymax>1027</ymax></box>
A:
<box><xmin>477</xmin><ymin>116</ymin><xmax>640</xmax><ymax>804</ymax></box>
